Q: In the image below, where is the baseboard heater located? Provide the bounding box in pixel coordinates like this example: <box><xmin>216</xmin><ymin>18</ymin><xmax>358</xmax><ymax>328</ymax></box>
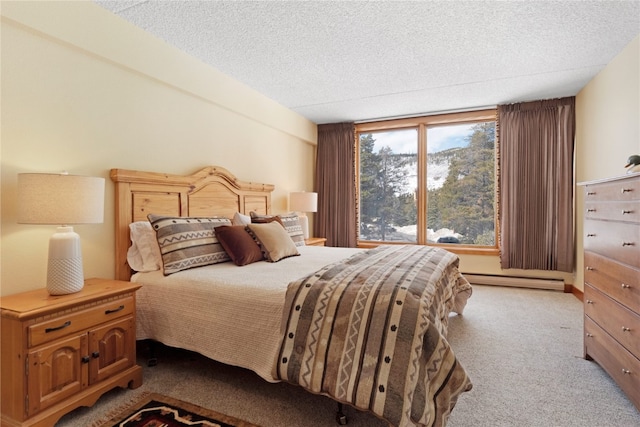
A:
<box><xmin>463</xmin><ymin>274</ymin><xmax>565</xmax><ymax>291</ymax></box>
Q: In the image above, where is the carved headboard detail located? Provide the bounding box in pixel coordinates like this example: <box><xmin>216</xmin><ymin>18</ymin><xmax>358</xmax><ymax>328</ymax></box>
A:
<box><xmin>110</xmin><ymin>166</ymin><xmax>274</xmax><ymax>280</ymax></box>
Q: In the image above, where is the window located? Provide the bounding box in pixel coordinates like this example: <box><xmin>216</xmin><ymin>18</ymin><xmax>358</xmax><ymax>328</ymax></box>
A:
<box><xmin>359</xmin><ymin>129</ymin><xmax>418</xmax><ymax>242</ymax></box>
<box><xmin>356</xmin><ymin>110</ymin><xmax>498</xmax><ymax>254</ymax></box>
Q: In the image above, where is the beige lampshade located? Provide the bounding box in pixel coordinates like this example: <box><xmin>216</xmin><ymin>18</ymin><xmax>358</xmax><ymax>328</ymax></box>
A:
<box><xmin>290</xmin><ymin>191</ymin><xmax>317</xmax><ymax>213</ymax></box>
<box><xmin>18</xmin><ymin>173</ymin><xmax>105</xmax><ymax>225</ymax></box>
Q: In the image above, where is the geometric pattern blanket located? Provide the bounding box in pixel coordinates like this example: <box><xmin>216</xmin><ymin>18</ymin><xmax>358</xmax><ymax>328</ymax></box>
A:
<box><xmin>275</xmin><ymin>245</ymin><xmax>473</xmax><ymax>427</ymax></box>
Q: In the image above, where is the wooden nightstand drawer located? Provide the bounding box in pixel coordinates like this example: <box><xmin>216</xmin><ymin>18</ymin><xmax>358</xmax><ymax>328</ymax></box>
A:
<box><xmin>29</xmin><ymin>296</ymin><xmax>134</xmax><ymax>347</ymax></box>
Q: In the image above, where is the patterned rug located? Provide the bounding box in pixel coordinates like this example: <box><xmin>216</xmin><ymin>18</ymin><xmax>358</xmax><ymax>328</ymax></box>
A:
<box><xmin>98</xmin><ymin>393</ymin><xmax>260</xmax><ymax>427</ymax></box>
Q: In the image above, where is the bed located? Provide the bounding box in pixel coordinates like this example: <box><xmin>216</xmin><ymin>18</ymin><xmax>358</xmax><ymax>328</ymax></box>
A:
<box><xmin>110</xmin><ymin>166</ymin><xmax>473</xmax><ymax>427</ymax></box>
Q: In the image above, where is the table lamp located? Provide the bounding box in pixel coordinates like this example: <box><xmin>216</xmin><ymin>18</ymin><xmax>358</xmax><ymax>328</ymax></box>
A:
<box><xmin>18</xmin><ymin>172</ymin><xmax>105</xmax><ymax>295</ymax></box>
<box><xmin>290</xmin><ymin>191</ymin><xmax>317</xmax><ymax>239</ymax></box>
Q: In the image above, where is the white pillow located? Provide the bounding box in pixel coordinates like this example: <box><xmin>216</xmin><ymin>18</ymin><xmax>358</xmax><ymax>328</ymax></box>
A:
<box><xmin>126</xmin><ymin>221</ymin><xmax>162</xmax><ymax>272</ymax></box>
<box><xmin>232</xmin><ymin>211</ymin><xmax>251</xmax><ymax>226</ymax></box>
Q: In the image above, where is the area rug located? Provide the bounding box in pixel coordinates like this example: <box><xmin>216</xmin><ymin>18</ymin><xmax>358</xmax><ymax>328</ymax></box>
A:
<box><xmin>96</xmin><ymin>393</ymin><xmax>260</xmax><ymax>427</ymax></box>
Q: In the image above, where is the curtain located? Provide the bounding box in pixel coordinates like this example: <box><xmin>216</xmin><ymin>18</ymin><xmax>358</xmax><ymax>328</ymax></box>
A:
<box><xmin>315</xmin><ymin>122</ymin><xmax>357</xmax><ymax>247</ymax></box>
<box><xmin>498</xmin><ymin>97</ymin><xmax>575</xmax><ymax>272</ymax></box>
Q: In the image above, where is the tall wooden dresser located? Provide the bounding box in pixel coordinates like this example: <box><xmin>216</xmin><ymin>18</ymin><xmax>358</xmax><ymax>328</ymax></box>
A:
<box><xmin>581</xmin><ymin>173</ymin><xmax>640</xmax><ymax>411</ymax></box>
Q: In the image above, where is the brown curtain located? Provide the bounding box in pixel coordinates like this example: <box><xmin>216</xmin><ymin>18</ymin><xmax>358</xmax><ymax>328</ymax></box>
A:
<box><xmin>498</xmin><ymin>97</ymin><xmax>575</xmax><ymax>272</ymax></box>
<box><xmin>315</xmin><ymin>122</ymin><xmax>357</xmax><ymax>247</ymax></box>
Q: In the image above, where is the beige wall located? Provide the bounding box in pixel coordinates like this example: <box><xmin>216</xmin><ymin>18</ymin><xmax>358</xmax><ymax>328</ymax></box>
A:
<box><xmin>573</xmin><ymin>35</ymin><xmax>640</xmax><ymax>293</ymax></box>
<box><xmin>0</xmin><ymin>1</ymin><xmax>317</xmax><ymax>296</ymax></box>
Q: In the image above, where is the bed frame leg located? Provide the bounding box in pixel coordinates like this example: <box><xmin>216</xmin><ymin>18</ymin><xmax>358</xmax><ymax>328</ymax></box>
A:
<box><xmin>147</xmin><ymin>340</ymin><xmax>158</xmax><ymax>367</ymax></box>
<box><xmin>336</xmin><ymin>402</ymin><xmax>348</xmax><ymax>425</ymax></box>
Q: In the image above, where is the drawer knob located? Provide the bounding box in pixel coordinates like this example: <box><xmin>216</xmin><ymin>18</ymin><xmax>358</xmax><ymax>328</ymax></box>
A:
<box><xmin>622</xmin><ymin>327</ymin><xmax>631</xmax><ymax>332</ymax></box>
<box><xmin>92</xmin><ymin>351</ymin><xmax>100</xmax><ymax>358</ymax></box>
<box><xmin>622</xmin><ymin>242</ymin><xmax>635</xmax><ymax>247</ymax></box>
<box><xmin>105</xmin><ymin>305</ymin><xmax>125</xmax><ymax>315</ymax></box>
<box><xmin>622</xmin><ymin>369</ymin><xmax>631</xmax><ymax>375</ymax></box>
<box><xmin>621</xmin><ymin>283</ymin><xmax>631</xmax><ymax>289</ymax></box>
<box><xmin>45</xmin><ymin>320</ymin><xmax>71</xmax><ymax>333</ymax></box>
<box><xmin>81</xmin><ymin>356</ymin><xmax>90</xmax><ymax>364</ymax></box>
<box><xmin>621</xmin><ymin>188</ymin><xmax>633</xmax><ymax>193</ymax></box>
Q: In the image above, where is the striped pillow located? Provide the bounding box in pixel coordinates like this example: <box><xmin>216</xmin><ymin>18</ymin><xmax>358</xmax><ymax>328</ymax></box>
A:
<box><xmin>147</xmin><ymin>214</ymin><xmax>232</xmax><ymax>275</ymax></box>
<box><xmin>250</xmin><ymin>212</ymin><xmax>305</xmax><ymax>247</ymax></box>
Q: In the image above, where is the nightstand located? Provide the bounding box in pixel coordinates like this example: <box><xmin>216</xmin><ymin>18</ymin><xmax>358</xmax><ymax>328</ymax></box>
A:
<box><xmin>305</xmin><ymin>237</ymin><xmax>327</xmax><ymax>246</ymax></box>
<box><xmin>0</xmin><ymin>278</ymin><xmax>143</xmax><ymax>427</ymax></box>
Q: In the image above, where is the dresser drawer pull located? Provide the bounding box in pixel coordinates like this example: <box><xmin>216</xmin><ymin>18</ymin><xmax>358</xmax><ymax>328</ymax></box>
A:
<box><xmin>587</xmin><ymin>209</ymin><xmax>596</xmax><ymax>213</ymax></box>
<box><xmin>586</xmin><ymin>266</ymin><xmax>594</xmax><ymax>271</ymax></box>
<box><xmin>622</xmin><ymin>327</ymin><xmax>631</xmax><ymax>332</ymax></box>
<box><xmin>586</xmin><ymin>299</ymin><xmax>593</xmax><ymax>304</ymax></box>
<box><xmin>105</xmin><ymin>305</ymin><xmax>125</xmax><ymax>315</ymax></box>
<box><xmin>586</xmin><ymin>234</ymin><xmax>596</xmax><ymax>237</ymax></box>
<box><xmin>622</xmin><ymin>369</ymin><xmax>631</xmax><ymax>375</ymax></box>
<box><xmin>622</xmin><ymin>210</ymin><xmax>633</xmax><ymax>214</ymax></box>
<box><xmin>587</xmin><ymin>191</ymin><xmax>596</xmax><ymax>196</ymax></box>
<box><xmin>622</xmin><ymin>242</ymin><xmax>635</xmax><ymax>247</ymax></box>
<box><xmin>44</xmin><ymin>320</ymin><xmax>71</xmax><ymax>333</ymax></box>
<box><xmin>621</xmin><ymin>188</ymin><xmax>633</xmax><ymax>194</ymax></box>
<box><xmin>586</xmin><ymin>333</ymin><xmax>594</xmax><ymax>338</ymax></box>
<box><xmin>622</xmin><ymin>283</ymin><xmax>631</xmax><ymax>289</ymax></box>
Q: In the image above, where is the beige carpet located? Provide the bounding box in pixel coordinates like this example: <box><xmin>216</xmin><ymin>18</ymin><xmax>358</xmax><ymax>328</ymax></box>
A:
<box><xmin>57</xmin><ymin>285</ymin><xmax>640</xmax><ymax>427</ymax></box>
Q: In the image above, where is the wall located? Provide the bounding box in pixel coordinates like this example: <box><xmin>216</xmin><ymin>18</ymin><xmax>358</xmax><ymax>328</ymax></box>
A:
<box><xmin>574</xmin><ymin>34</ymin><xmax>640</xmax><ymax>292</ymax></box>
<box><xmin>0</xmin><ymin>1</ymin><xmax>317</xmax><ymax>296</ymax></box>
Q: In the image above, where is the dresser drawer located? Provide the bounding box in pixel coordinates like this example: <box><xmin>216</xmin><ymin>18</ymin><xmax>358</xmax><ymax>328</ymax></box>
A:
<box><xmin>585</xmin><ymin>200</ymin><xmax>640</xmax><ymax>223</ymax></box>
<box><xmin>584</xmin><ymin>220</ymin><xmax>640</xmax><ymax>268</ymax></box>
<box><xmin>585</xmin><ymin>284</ymin><xmax>640</xmax><ymax>357</ymax></box>
<box><xmin>585</xmin><ymin>251</ymin><xmax>640</xmax><ymax>313</ymax></box>
<box><xmin>584</xmin><ymin>316</ymin><xmax>640</xmax><ymax>410</ymax></box>
<box><xmin>29</xmin><ymin>296</ymin><xmax>134</xmax><ymax>347</ymax></box>
<box><xmin>584</xmin><ymin>178</ymin><xmax>640</xmax><ymax>202</ymax></box>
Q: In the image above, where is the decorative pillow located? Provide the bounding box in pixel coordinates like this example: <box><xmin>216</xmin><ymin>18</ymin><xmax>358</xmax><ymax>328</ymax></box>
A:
<box><xmin>250</xmin><ymin>212</ymin><xmax>305</xmax><ymax>246</ymax></box>
<box><xmin>147</xmin><ymin>214</ymin><xmax>232</xmax><ymax>275</ymax></box>
<box><xmin>215</xmin><ymin>225</ymin><xmax>264</xmax><ymax>266</ymax></box>
<box><xmin>232</xmin><ymin>212</ymin><xmax>251</xmax><ymax>226</ymax></box>
<box><xmin>250</xmin><ymin>214</ymin><xmax>284</xmax><ymax>226</ymax></box>
<box><xmin>127</xmin><ymin>221</ymin><xmax>162</xmax><ymax>272</ymax></box>
<box><xmin>246</xmin><ymin>222</ymin><xmax>300</xmax><ymax>262</ymax></box>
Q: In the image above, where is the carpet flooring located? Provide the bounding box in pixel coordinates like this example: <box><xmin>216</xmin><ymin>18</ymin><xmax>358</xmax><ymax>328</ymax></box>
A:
<box><xmin>57</xmin><ymin>284</ymin><xmax>640</xmax><ymax>427</ymax></box>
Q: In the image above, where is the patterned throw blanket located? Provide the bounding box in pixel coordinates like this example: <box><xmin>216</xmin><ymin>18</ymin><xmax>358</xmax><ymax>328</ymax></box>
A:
<box><xmin>275</xmin><ymin>245</ymin><xmax>473</xmax><ymax>427</ymax></box>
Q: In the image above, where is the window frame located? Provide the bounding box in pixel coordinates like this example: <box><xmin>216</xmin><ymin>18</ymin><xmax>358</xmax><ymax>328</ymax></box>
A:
<box><xmin>355</xmin><ymin>109</ymin><xmax>499</xmax><ymax>256</ymax></box>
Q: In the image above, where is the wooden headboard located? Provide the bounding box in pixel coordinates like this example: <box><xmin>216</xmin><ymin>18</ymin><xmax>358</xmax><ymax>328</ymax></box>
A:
<box><xmin>110</xmin><ymin>166</ymin><xmax>274</xmax><ymax>281</ymax></box>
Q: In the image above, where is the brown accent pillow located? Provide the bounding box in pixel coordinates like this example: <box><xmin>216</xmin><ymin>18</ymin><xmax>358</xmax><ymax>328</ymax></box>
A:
<box><xmin>215</xmin><ymin>225</ymin><xmax>264</xmax><ymax>266</ymax></box>
<box><xmin>246</xmin><ymin>222</ymin><xmax>299</xmax><ymax>262</ymax></box>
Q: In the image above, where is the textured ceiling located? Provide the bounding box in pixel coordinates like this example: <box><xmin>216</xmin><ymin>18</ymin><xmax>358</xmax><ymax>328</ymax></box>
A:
<box><xmin>94</xmin><ymin>1</ymin><xmax>640</xmax><ymax>124</ymax></box>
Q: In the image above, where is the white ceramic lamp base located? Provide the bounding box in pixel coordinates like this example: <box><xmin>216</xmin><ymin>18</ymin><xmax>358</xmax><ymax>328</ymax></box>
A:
<box><xmin>47</xmin><ymin>226</ymin><xmax>85</xmax><ymax>295</ymax></box>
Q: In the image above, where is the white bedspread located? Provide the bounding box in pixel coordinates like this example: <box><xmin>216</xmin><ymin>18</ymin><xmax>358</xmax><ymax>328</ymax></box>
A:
<box><xmin>132</xmin><ymin>246</ymin><xmax>362</xmax><ymax>381</ymax></box>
